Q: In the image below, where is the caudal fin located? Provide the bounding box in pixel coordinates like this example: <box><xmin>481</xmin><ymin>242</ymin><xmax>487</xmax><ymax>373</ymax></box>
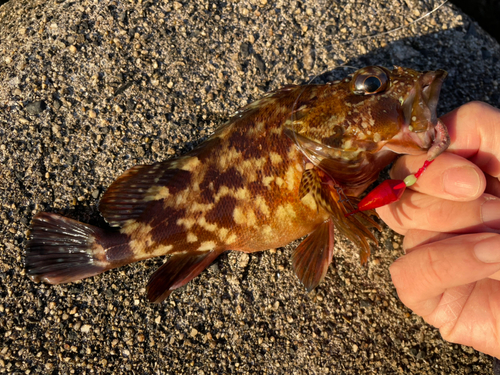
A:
<box><xmin>26</xmin><ymin>212</ymin><xmax>127</xmax><ymax>284</ymax></box>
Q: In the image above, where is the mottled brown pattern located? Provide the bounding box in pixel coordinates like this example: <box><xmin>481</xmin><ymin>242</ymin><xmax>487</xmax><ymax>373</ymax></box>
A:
<box><xmin>205</xmin><ymin>195</ymin><xmax>238</xmax><ymax>224</ymax></box>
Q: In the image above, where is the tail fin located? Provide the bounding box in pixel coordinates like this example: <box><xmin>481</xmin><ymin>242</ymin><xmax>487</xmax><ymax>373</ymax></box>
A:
<box><xmin>26</xmin><ymin>212</ymin><xmax>128</xmax><ymax>284</ymax></box>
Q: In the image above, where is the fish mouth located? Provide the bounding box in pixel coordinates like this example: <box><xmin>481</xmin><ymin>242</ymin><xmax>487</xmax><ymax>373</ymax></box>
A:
<box><xmin>400</xmin><ymin>69</ymin><xmax>450</xmax><ymax>160</ymax></box>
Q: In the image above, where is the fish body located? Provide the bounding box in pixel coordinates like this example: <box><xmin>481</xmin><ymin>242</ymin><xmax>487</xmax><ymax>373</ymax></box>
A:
<box><xmin>26</xmin><ymin>66</ymin><xmax>449</xmax><ymax>302</ymax></box>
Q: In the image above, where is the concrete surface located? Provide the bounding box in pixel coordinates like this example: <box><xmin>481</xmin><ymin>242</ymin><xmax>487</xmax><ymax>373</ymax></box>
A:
<box><xmin>0</xmin><ymin>0</ymin><xmax>499</xmax><ymax>373</ymax></box>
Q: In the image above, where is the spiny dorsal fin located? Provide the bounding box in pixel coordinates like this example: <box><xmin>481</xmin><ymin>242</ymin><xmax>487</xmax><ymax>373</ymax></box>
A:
<box><xmin>292</xmin><ymin>218</ymin><xmax>334</xmax><ymax>292</ymax></box>
<box><xmin>147</xmin><ymin>249</ymin><xmax>224</xmax><ymax>303</ymax></box>
<box><xmin>99</xmin><ymin>159</ymin><xmax>191</xmax><ymax>227</ymax></box>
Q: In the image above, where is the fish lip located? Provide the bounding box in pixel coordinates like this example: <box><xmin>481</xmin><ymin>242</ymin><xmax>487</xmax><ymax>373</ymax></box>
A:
<box><xmin>401</xmin><ymin>69</ymin><xmax>448</xmax><ymax>151</ymax></box>
<box><xmin>420</xmin><ymin>69</ymin><xmax>448</xmax><ymax>125</ymax></box>
<box><xmin>402</xmin><ymin>69</ymin><xmax>447</xmax><ymax>129</ymax></box>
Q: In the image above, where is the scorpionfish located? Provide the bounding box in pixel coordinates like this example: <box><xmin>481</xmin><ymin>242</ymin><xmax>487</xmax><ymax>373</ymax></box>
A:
<box><xmin>26</xmin><ymin>66</ymin><xmax>450</xmax><ymax>303</ymax></box>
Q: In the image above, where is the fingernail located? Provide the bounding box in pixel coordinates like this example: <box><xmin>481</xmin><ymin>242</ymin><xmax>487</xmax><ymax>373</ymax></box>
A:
<box><xmin>474</xmin><ymin>234</ymin><xmax>500</xmax><ymax>263</ymax></box>
<box><xmin>481</xmin><ymin>199</ymin><xmax>500</xmax><ymax>230</ymax></box>
<box><xmin>443</xmin><ymin>166</ymin><xmax>481</xmax><ymax>198</ymax></box>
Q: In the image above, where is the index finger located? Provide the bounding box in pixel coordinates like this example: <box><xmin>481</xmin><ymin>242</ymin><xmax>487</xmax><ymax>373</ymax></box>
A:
<box><xmin>388</xmin><ymin>152</ymin><xmax>485</xmax><ymax>201</ymax></box>
<box><xmin>441</xmin><ymin>101</ymin><xmax>500</xmax><ymax>178</ymax></box>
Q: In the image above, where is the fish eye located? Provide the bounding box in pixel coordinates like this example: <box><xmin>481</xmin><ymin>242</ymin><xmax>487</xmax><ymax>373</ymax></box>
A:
<box><xmin>363</xmin><ymin>76</ymin><xmax>382</xmax><ymax>93</ymax></box>
<box><xmin>352</xmin><ymin>66</ymin><xmax>389</xmax><ymax>95</ymax></box>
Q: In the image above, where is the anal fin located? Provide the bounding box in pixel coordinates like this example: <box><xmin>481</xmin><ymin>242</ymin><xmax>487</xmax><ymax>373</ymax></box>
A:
<box><xmin>291</xmin><ymin>219</ymin><xmax>334</xmax><ymax>292</ymax></box>
<box><xmin>147</xmin><ymin>249</ymin><xmax>224</xmax><ymax>303</ymax></box>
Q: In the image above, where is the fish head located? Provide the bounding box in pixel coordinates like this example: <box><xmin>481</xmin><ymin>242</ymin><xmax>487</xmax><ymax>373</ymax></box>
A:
<box><xmin>287</xmin><ymin>65</ymin><xmax>449</xmax><ymax>194</ymax></box>
<box><xmin>372</xmin><ymin>65</ymin><xmax>449</xmax><ymax>159</ymax></box>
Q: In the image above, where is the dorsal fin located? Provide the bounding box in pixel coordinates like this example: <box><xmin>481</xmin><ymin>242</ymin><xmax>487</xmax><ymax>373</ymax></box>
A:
<box><xmin>98</xmin><ymin>134</ymin><xmax>223</xmax><ymax>227</ymax></box>
<box><xmin>98</xmin><ymin>158</ymin><xmax>192</xmax><ymax>227</ymax></box>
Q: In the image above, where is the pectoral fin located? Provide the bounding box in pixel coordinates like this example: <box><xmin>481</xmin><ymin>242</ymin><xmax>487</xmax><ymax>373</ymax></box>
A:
<box><xmin>299</xmin><ymin>168</ymin><xmax>380</xmax><ymax>265</ymax></box>
<box><xmin>147</xmin><ymin>249</ymin><xmax>224</xmax><ymax>303</ymax></box>
<box><xmin>298</xmin><ymin>168</ymin><xmax>320</xmax><ymax>200</ymax></box>
<box><xmin>291</xmin><ymin>219</ymin><xmax>334</xmax><ymax>292</ymax></box>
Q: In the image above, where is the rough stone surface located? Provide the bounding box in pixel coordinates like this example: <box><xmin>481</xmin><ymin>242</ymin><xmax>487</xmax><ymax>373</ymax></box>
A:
<box><xmin>0</xmin><ymin>0</ymin><xmax>499</xmax><ymax>373</ymax></box>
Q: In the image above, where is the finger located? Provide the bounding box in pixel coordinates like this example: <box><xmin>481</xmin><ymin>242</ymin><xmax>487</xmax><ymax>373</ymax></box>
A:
<box><xmin>489</xmin><ymin>270</ymin><xmax>500</xmax><ymax>281</ymax></box>
<box><xmin>402</xmin><ymin>229</ymin><xmax>456</xmax><ymax>251</ymax></box>
<box><xmin>389</xmin><ymin>152</ymin><xmax>486</xmax><ymax>201</ymax></box>
<box><xmin>389</xmin><ymin>233</ymin><xmax>500</xmax><ymax>319</ymax></box>
<box><xmin>403</xmin><ymin>230</ymin><xmax>500</xmax><ymax>281</ymax></box>
<box><xmin>377</xmin><ymin>193</ymin><xmax>500</xmax><ymax>235</ymax></box>
<box><xmin>441</xmin><ymin>101</ymin><xmax>500</xmax><ymax>178</ymax></box>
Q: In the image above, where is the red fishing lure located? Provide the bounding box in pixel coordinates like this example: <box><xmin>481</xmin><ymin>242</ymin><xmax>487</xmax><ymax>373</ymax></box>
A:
<box><xmin>347</xmin><ymin>160</ymin><xmax>433</xmax><ymax>216</ymax></box>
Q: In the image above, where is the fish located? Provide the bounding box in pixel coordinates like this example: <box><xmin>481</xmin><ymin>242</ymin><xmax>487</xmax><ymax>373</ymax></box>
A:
<box><xmin>25</xmin><ymin>65</ymin><xmax>449</xmax><ymax>303</ymax></box>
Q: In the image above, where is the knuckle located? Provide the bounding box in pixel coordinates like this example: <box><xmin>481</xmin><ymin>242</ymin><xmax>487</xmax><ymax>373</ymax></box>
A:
<box><xmin>461</xmin><ymin>101</ymin><xmax>490</xmax><ymax>116</ymax></box>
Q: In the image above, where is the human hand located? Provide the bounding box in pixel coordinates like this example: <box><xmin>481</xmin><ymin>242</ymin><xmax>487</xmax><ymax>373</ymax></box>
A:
<box><xmin>376</xmin><ymin>101</ymin><xmax>500</xmax><ymax>358</ymax></box>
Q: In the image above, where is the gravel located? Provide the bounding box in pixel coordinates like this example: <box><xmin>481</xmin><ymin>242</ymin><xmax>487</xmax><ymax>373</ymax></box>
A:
<box><xmin>0</xmin><ymin>0</ymin><xmax>499</xmax><ymax>373</ymax></box>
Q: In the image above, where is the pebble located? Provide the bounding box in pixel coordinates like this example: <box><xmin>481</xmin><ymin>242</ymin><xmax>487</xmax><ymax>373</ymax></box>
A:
<box><xmin>81</xmin><ymin>324</ymin><xmax>91</xmax><ymax>333</ymax></box>
<box><xmin>126</xmin><ymin>98</ymin><xmax>136</xmax><ymax>111</ymax></box>
<box><xmin>254</xmin><ymin>54</ymin><xmax>266</xmax><ymax>73</ymax></box>
<box><xmin>238</xmin><ymin>253</ymin><xmax>249</xmax><ymax>268</ymax></box>
<box><xmin>25</xmin><ymin>101</ymin><xmax>46</xmax><ymax>115</ymax></box>
<box><xmin>69</xmin><ymin>45</ymin><xmax>77</xmax><ymax>53</ymax></box>
<box><xmin>240</xmin><ymin>42</ymin><xmax>250</xmax><ymax>59</ymax></box>
<box><xmin>88</xmin><ymin>109</ymin><xmax>97</xmax><ymax>118</ymax></box>
<box><xmin>302</xmin><ymin>45</ymin><xmax>314</xmax><ymax>70</ymax></box>
<box><xmin>53</xmin><ymin>99</ymin><xmax>62</xmax><ymax>110</ymax></box>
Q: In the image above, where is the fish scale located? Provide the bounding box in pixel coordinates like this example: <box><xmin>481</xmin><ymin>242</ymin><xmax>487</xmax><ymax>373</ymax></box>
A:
<box><xmin>26</xmin><ymin>65</ymin><xmax>449</xmax><ymax>302</ymax></box>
